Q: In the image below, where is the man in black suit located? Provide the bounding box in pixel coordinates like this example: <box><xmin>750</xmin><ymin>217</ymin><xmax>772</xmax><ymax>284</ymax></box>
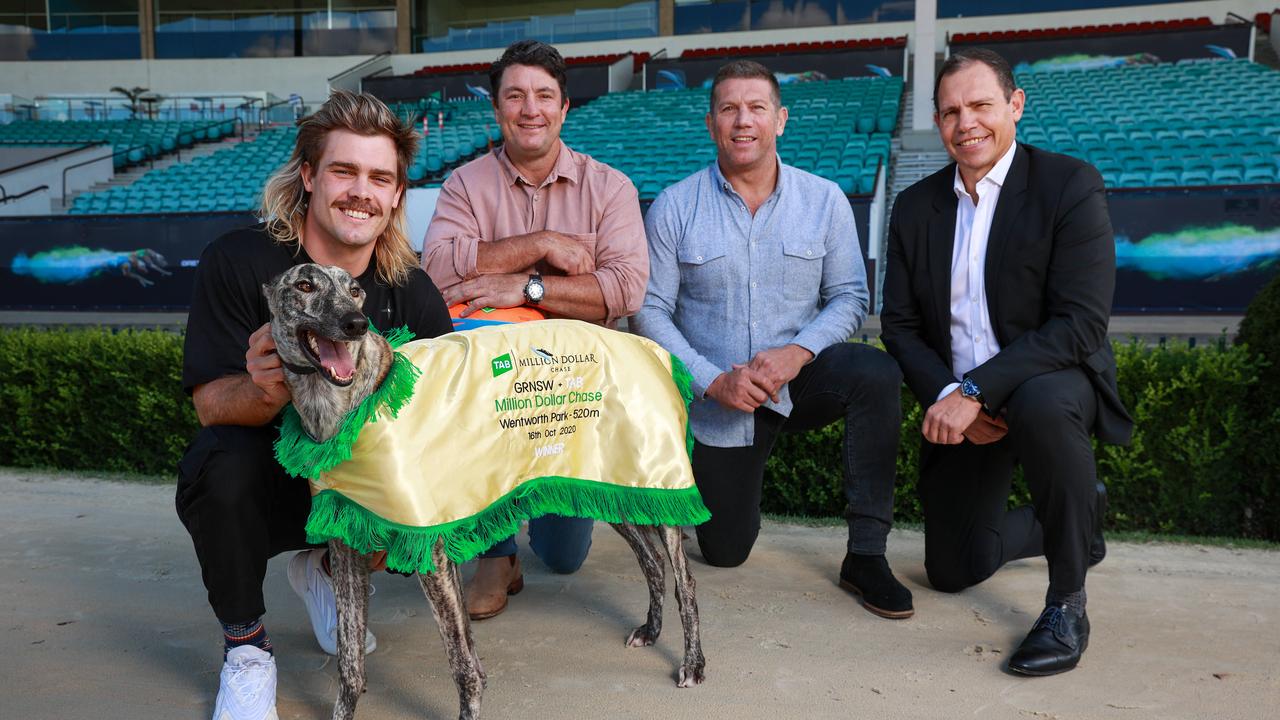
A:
<box><xmin>881</xmin><ymin>48</ymin><xmax>1132</xmax><ymax>676</ymax></box>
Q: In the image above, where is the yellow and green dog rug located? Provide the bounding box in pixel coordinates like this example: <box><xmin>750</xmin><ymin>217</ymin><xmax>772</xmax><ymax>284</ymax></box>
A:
<box><xmin>275</xmin><ymin>319</ymin><xmax>709</xmax><ymax>574</ymax></box>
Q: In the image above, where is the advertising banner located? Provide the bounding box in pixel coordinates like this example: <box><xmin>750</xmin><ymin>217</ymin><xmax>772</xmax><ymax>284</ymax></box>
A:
<box><xmin>952</xmin><ymin>25</ymin><xmax>1253</xmax><ymax>72</ymax></box>
<box><xmin>1108</xmin><ymin>185</ymin><xmax>1280</xmax><ymax>312</ymax></box>
<box><xmin>0</xmin><ymin>212</ymin><xmax>255</xmax><ymax>311</ymax></box>
<box><xmin>7</xmin><ymin>184</ymin><xmax>1272</xmax><ymax>314</ymax></box>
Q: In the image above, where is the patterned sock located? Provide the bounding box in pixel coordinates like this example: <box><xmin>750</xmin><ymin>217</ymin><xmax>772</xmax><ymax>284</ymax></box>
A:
<box><xmin>1046</xmin><ymin>588</ymin><xmax>1087</xmax><ymax>615</ymax></box>
<box><xmin>222</xmin><ymin>618</ymin><xmax>273</xmax><ymax>657</ymax></box>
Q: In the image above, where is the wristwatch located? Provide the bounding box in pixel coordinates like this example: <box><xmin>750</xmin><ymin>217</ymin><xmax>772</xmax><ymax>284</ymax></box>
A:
<box><xmin>523</xmin><ymin>272</ymin><xmax>545</xmax><ymax>304</ymax></box>
<box><xmin>960</xmin><ymin>375</ymin><xmax>986</xmax><ymax>409</ymax></box>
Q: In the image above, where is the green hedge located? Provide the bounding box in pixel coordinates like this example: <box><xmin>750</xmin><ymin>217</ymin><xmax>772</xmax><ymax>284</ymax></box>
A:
<box><xmin>765</xmin><ymin>338</ymin><xmax>1278</xmax><ymax>540</ymax></box>
<box><xmin>0</xmin><ymin>327</ymin><xmax>197</xmax><ymax>473</ymax></box>
<box><xmin>0</xmin><ymin>327</ymin><xmax>1275</xmax><ymax>539</ymax></box>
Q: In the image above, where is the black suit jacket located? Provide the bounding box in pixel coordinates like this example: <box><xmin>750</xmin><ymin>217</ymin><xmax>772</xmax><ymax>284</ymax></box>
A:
<box><xmin>881</xmin><ymin>143</ymin><xmax>1133</xmax><ymax>445</ymax></box>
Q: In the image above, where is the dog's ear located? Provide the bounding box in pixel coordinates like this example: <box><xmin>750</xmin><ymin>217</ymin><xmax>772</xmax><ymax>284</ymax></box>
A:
<box><xmin>262</xmin><ymin>269</ymin><xmax>291</xmax><ymax>302</ymax></box>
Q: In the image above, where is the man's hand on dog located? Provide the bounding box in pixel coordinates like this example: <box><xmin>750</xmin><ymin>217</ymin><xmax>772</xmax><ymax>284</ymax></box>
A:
<box><xmin>444</xmin><ymin>274</ymin><xmax>528</xmax><ymax>317</ymax></box>
<box><xmin>246</xmin><ymin>322</ymin><xmax>292</xmax><ymax>409</ymax></box>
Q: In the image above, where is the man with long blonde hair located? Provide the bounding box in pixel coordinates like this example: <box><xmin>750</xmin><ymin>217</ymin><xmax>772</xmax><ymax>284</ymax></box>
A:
<box><xmin>177</xmin><ymin>90</ymin><xmax>451</xmax><ymax>720</ymax></box>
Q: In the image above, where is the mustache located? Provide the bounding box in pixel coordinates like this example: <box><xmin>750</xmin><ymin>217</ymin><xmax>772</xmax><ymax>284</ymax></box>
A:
<box><xmin>332</xmin><ymin>200</ymin><xmax>381</xmax><ymax>216</ymax></box>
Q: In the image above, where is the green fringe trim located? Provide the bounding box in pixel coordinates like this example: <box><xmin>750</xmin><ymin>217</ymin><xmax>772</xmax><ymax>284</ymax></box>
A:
<box><xmin>668</xmin><ymin>352</ymin><xmax>695</xmax><ymax>460</ymax></box>
<box><xmin>274</xmin><ymin>325</ymin><xmax>420</xmax><ymax>479</ymax></box>
<box><xmin>305</xmin><ymin>478</ymin><xmax>712</xmax><ymax>573</ymax></box>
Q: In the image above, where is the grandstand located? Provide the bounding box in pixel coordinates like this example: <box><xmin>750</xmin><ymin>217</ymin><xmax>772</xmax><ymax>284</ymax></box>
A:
<box><xmin>1016</xmin><ymin>60</ymin><xmax>1280</xmax><ymax>187</ymax></box>
<box><xmin>55</xmin><ymin>73</ymin><xmax>901</xmax><ymax>212</ymax></box>
<box><xmin>2</xmin><ymin>0</ymin><xmax>1278</xmax><ymax>315</ymax></box>
<box><xmin>66</xmin><ymin>127</ymin><xmax>293</xmax><ymax>215</ymax></box>
<box><xmin>59</xmin><ymin>96</ymin><xmax>502</xmax><ymax>214</ymax></box>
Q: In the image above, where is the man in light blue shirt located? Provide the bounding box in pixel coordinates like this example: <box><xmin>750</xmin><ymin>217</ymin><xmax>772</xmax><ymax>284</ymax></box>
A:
<box><xmin>633</xmin><ymin>61</ymin><xmax>912</xmax><ymax>619</ymax></box>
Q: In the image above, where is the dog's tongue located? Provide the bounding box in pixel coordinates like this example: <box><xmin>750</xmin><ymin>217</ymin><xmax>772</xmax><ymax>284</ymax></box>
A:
<box><xmin>315</xmin><ymin>336</ymin><xmax>354</xmax><ymax>379</ymax></box>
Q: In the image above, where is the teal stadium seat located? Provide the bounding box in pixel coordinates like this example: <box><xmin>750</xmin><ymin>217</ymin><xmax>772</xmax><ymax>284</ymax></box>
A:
<box><xmin>1180</xmin><ymin>168</ymin><xmax>1212</xmax><ymax>185</ymax></box>
<box><xmin>1212</xmin><ymin>168</ymin><xmax>1244</xmax><ymax>185</ymax></box>
<box><xmin>1245</xmin><ymin>166</ymin><xmax>1277</xmax><ymax>184</ymax></box>
<box><xmin>1117</xmin><ymin>172</ymin><xmax>1148</xmax><ymax>187</ymax></box>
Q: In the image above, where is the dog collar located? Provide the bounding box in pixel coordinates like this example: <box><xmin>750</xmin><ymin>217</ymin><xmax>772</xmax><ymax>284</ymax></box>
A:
<box><xmin>283</xmin><ymin>361</ymin><xmax>318</xmax><ymax>375</ymax></box>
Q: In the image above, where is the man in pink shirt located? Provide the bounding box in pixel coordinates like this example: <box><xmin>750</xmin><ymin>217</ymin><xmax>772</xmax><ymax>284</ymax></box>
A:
<box><xmin>422</xmin><ymin>40</ymin><xmax>648</xmax><ymax>620</ymax></box>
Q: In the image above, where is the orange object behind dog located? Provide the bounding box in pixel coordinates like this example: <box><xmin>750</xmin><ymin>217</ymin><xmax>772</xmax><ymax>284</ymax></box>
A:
<box><xmin>448</xmin><ymin>304</ymin><xmax>546</xmax><ymax>332</ymax></box>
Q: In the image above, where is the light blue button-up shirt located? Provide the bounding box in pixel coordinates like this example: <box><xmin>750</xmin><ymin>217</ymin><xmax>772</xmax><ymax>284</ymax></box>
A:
<box><xmin>633</xmin><ymin>160</ymin><xmax>868</xmax><ymax>447</ymax></box>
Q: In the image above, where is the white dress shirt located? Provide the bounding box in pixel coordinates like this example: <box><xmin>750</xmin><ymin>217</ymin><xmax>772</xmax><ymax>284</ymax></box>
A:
<box><xmin>936</xmin><ymin>141</ymin><xmax>1018</xmax><ymax>402</ymax></box>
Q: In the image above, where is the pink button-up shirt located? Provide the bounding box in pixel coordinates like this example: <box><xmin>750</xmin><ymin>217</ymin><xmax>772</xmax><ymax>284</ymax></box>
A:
<box><xmin>422</xmin><ymin>141</ymin><xmax>647</xmax><ymax>328</ymax></box>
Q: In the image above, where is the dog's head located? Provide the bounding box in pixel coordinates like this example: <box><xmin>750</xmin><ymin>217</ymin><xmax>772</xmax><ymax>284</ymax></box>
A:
<box><xmin>263</xmin><ymin>263</ymin><xmax>370</xmax><ymax>387</ymax></box>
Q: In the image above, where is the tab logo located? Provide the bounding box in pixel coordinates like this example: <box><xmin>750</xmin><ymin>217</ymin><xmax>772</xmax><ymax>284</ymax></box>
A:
<box><xmin>491</xmin><ymin>352</ymin><xmax>513</xmax><ymax>378</ymax></box>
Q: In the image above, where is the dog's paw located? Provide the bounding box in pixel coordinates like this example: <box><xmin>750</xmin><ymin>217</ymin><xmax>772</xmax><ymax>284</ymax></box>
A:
<box><xmin>626</xmin><ymin>625</ymin><xmax>658</xmax><ymax>647</ymax></box>
<box><xmin>676</xmin><ymin>663</ymin><xmax>705</xmax><ymax>688</ymax></box>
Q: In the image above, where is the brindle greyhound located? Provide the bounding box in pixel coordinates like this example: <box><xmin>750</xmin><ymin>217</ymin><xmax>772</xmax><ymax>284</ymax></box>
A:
<box><xmin>264</xmin><ymin>263</ymin><xmax>705</xmax><ymax>720</ymax></box>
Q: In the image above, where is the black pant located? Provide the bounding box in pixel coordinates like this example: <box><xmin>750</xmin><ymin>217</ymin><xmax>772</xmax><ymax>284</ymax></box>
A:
<box><xmin>176</xmin><ymin>425</ymin><xmax>317</xmax><ymax>624</ymax></box>
<box><xmin>920</xmin><ymin>367</ymin><xmax>1100</xmax><ymax>598</ymax></box>
<box><xmin>692</xmin><ymin>343</ymin><xmax>902</xmax><ymax>567</ymax></box>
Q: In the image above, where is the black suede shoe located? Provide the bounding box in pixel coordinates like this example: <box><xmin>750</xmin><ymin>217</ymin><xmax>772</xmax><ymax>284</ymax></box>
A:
<box><xmin>1090</xmin><ymin>482</ymin><xmax>1107</xmax><ymax>567</ymax></box>
<box><xmin>838</xmin><ymin>553</ymin><xmax>914</xmax><ymax>619</ymax></box>
<box><xmin>1007</xmin><ymin>604</ymin><xmax>1090</xmax><ymax>676</ymax></box>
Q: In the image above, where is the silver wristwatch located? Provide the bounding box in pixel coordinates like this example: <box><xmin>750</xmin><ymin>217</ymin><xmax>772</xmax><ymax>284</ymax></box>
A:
<box><xmin>523</xmin><ymin>272</ymin><xmax>545</xmax><ymax>304</ymax></box>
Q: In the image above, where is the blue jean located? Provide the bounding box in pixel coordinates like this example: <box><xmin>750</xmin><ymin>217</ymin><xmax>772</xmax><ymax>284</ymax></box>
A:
<box><xmin>478</xmin><ymin>514</ymin><xmax>594</xmax><ymax>574</ymax></box>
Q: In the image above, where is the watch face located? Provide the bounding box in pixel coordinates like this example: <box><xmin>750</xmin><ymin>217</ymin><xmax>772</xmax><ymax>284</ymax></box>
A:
<box><xmin>526</xmin><ymin>279</ymin><xmax>544</xmax><ymax>303</ymax></box>
<box><xmin>962</xmin><ymin>377</ymin><xmax>980</xmax><ymax>398</ymax></box>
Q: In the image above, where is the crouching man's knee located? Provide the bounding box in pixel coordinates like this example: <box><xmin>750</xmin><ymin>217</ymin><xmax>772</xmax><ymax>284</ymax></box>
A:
<box><xmin>695</xmin><ymin>526</ymin><xmax>758</xmax><ymax>568</ymax></box>
<box><xmin>925</xmin><ymin>551</ymin><xmax>1000</xmax><ymax>594</ymax></box>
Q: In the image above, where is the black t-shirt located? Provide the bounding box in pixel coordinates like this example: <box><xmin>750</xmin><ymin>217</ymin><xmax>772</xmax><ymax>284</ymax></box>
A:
<box><xmin>182</xmin><ymin>225</ymin><xmax>452</xmax><ymax>394</ymax></box>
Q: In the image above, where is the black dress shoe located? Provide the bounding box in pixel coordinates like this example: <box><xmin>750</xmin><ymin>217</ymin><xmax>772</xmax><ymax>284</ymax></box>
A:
<box><xmin>1090</xmin><ymin>482</ymin><xmax>1107</xmax><ymax>567</ymax></box>
<box><xmin>838</xmin><ymin>553</ymin><xmax>914</xmax><ymax>619</ymax></box>
<box><xmin>1007</xmin><ymin>604</ymin><xmax>1090</xmax><ymax>676</ymax></box>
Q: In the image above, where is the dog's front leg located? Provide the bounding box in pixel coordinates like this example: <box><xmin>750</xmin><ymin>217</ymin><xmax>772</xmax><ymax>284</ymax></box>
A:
<box><xmin>418</xmin><ymin>541</ymin><xmax>484</xmax><ymax>720</ymax></box>
<box><xmin>658</xmin><ymin>526</ymin><xmax>705</xmax><ymax>687</ymax></box>
<box><xmin>611</xmin><ymin>522</ymin><xmax>666</xmax><ymax>647</ymax></box>
<box><xmin>328</xmin><ymin>540</ymin><xmax>370</xmax><ymax>720</ymax></box>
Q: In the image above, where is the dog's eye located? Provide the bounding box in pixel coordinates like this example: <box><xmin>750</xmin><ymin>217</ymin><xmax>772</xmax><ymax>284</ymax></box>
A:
<box><xmin>294</xmin><ymin>280</ymin><xmax>314</xmax><ymax>293</ymax></box>
<box><xmin>349</xmin><ymin>286</ymin><xmax>362</xmax><ymax>298</ymax></box>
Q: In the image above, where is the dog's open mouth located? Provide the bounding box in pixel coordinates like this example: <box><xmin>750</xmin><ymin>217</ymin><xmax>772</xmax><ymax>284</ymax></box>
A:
<box><xmin>298</xmin><ymin>328</ymin><xmax>357</xmax><ymax>386</ymax></box>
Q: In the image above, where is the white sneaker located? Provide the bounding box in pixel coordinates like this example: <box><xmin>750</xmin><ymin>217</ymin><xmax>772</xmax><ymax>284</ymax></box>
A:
<box><xmin>287</xmin><ymin>549</ymin><xmax>376</xmax><ymax>656</ymax></box>
<box><xmin>213</xmin><ymin>646</ymin><xmax>278</xmax><ymax>720</ymax></box>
